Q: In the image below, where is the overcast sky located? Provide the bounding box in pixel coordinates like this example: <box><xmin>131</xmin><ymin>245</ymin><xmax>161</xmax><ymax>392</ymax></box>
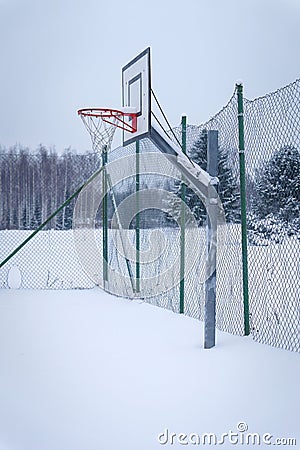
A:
<box><xmin>0</xmin><ymin>0</ymin><xmax>299</xmax><ymax>153</ymax></box>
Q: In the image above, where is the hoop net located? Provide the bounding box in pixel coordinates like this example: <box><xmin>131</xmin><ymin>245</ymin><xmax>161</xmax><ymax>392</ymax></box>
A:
<box><xmin>78</xmin><ymin>108</ymin><xmax>137</xmax><ymax>153</ymax></box>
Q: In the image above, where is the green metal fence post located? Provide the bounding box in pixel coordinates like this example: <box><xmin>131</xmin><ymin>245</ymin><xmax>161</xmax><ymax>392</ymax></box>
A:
<box><xmin>135</xmin><ymin>140</ymin><xmax>140</xmax><ymax>293</ymax></box>
<box><xmin>236</xmin><ymin>83</ymin><xmax>250</xmax><ymax>336</ymax></box>
<box><xmin>180</xmin><ymin>115</ymin><xmax>187</xmax><ymax>314</ymax></box>
<box><xmin>102</xmin><ymin>145</ymin><xmax>108</xmax><ymax>288</ymax></box>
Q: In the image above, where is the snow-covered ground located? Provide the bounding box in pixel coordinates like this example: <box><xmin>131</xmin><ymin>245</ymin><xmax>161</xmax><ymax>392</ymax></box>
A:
<box><xmin>0</xmin><ymin>288</ymin><xmax>299</xmax><ymax>450</ymax></box>
<box><xmin>1</xmin><ymin>228</ymin><xmax>299</xmax><ymax>351</ymax></box>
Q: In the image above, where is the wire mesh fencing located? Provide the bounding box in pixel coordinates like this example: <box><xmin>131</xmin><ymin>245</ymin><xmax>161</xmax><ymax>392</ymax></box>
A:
<box><xmin>96</xmin><ymin>131</ymin><xmax>244</xmax><ymax>337</ymax></box>
<box><xmin>243</xmin><ymin>80</ymin><xmax>300</xmax><ymax>352</ymax></box>
<box><xmin>0</xmin><ymin>149</ymin><xmax>100</xmax><ymax>289</ymax></box>
<box><xmin>0</xmin><ymin>80</ymin><xmax>299</xmax><ymax>352</ymax></box>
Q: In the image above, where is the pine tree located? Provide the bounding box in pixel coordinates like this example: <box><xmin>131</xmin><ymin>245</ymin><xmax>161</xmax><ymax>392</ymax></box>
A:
<box><xmin>21</xmin><ymin>206</ymin><xmax>27</xmax><ymax>230</ymax></box>
<box><xmin>166</xmin><ymin>129</ymin><xmax>240</xmax><ymax>225</ymax></box>
<box><xmin>252</xmin><ymin>146</ymin><xmax>300</xmax><ymax>220</ymax></box>
<box><xmin>31</xmin><ymin>199</ymin><xmax>42</xmax><ymax>229</ymax></box>
<box><xmin>63</xmin><ymin>189</ymin><xmax>74</xmax><ymax>230</ymax></box>
<box><xmin>249</xmin><ymin>146</ymin><xmax>300</xmax><ymax>243</ymax></box>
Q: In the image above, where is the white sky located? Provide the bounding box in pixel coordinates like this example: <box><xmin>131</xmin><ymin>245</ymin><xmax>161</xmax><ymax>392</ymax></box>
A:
<box><xmin>0</xmin><ymin>0</ymin><xmax>299</xmax><ymax>153</ymax></box>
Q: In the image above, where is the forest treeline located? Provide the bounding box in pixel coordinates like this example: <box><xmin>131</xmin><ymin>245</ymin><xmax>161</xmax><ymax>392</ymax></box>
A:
<box><xmin>0</xmin><ymin>140</ymin><xmax>241</xmax><ymax>231</ymax></box>
<box><xmin>1</xmin><ymin>141</ymin><xmax>299</xmax><ymax>238</ymax></box>
<box><xmin>0</xmin><ymin>145</ymin><xmax>101</xmax><ymax>230</ymax></box>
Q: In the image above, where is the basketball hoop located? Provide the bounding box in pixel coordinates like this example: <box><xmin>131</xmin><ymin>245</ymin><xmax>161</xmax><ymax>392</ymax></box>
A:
<box><xmin>78</xmin><ymin>108</ymin><xmax>137</xmax><ymax>153</ymax></box>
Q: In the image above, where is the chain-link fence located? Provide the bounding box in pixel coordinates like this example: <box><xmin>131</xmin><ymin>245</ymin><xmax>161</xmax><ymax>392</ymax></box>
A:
<box><xmin>243</xmin><ymin>80</ymin><xmax>300</xmax><ymax>352</ymax></box>
<box><xmin>1</xmin><ymin>80</ymin><xmax>299</xmax><ymax>352</ymax></box>
<box><xmin>0</xmin><ymin>149</ymin><xmax>100</xmax><ymax>289</ymax></box>
<box><xmin>100</xmin><ymin>114</ymin><xmax>245</xmax><ymax>337</ymax></box>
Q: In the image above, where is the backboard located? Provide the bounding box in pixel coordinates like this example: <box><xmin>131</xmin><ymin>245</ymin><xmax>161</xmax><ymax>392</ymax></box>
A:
<box><xmin>122</xmin><ymin>47</ymin><xmax>151</xmax><ymax>146</ymax></box>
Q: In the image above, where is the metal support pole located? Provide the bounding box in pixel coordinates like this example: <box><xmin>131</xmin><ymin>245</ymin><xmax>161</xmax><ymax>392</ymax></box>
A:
<box><xmin>135</xmin><ymin>140</ymin><xmax>140</xmax><ymax>293</ymax></box>
<box><xmin>102</xmin><ymin>145</ymin><xmax>108</xmax><ymax>288</ymax></box>
<box><xmin>236</xmin><ymin>83</ymin><xmax>250</xmax><ymax>336</ymax></box>
<box><xmin>204</xmin><ymin>130</ymin><xmax>219</xmax><ymax>349</ymax></box>
<box><xmin>180</xmin><ymin>115</ymin><xmax>187</xmax><ymax>314</ymax></box>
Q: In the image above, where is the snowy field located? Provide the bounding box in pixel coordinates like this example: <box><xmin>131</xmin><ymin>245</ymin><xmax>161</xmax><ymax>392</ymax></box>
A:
<box><xmin>1</xmin><ymin>228</ymin><xmax>299</xmax><ymax>352</ymax></box>
<box><xmin>0</xmin><ymin>287</ymin><xmax>299</xmax><ymax>450</ymax></box>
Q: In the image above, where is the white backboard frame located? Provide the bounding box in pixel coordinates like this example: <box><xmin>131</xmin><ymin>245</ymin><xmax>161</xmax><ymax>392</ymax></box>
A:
<box><xmin>122</xmin><ymin>47</ymin><xmax>151</xmax><ymax>146</ymax></box>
